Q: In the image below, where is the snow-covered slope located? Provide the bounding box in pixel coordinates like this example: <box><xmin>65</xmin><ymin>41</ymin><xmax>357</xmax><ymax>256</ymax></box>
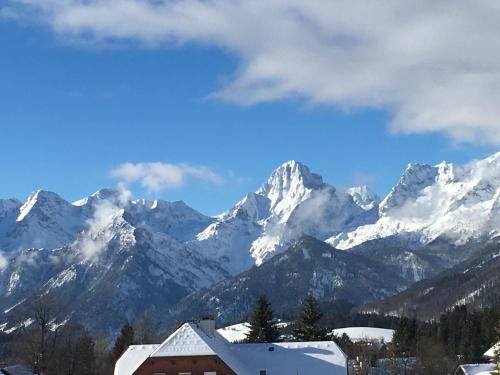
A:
<box><xmin>195</xmin><ymin>160</ymin><xmax>379</xmax><ymax>273</ymax></box>
<box><xmin>328</xmin><ymin>152</ymin><xmax>500</xmax><ymax>250</ymax></box>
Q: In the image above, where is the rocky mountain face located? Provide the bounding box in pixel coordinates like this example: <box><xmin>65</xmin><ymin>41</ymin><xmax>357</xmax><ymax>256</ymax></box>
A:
<box><xmin>1</xmin><ymin>153</ymin><xmax>499</xmax><ymax>333</ymax></box>
<box><xmin>358</xmin><ymin>239</ymin><xmax>500</xmax><ymax>320</ymax></box>
<box><xmin>166</xmin><ymin>236</ymin><xmax>411</xmax><ymax>327</ymax></box>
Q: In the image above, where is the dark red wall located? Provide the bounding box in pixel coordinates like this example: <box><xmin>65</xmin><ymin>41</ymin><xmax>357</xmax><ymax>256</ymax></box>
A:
<box><xmin>133</xmin><ymin>355</ymin><xmax>236</xmax><ymax>375</ymax></box>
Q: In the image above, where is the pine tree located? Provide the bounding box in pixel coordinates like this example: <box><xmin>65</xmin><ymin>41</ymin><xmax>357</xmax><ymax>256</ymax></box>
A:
<box><xmin>112</xmin><ymin>322</ymin><xmax>135</xmax><ymax>361</ymax></box>
<box><xmin>75</xmin><ymin>335</ymin><xmax>96</xmax><ymax>375</ymax></box>
<box><xmin>492</xmin><ymin>323</ymin><xmax>500</xmax><ymax>375</ymax></box>
<box><xmin>293</xmin><ymin>296</ymin><xmax>327</xmax><ymax>341</ymax></box>
<box><xmin>391</xmin><ymin>317</ymin><xmax>417</xmax><ymax>357</ymax></box>
<box><xmin>246</xmin><ymin>295</ymin><xmax>279</xmax><ymax>343</ymax></box>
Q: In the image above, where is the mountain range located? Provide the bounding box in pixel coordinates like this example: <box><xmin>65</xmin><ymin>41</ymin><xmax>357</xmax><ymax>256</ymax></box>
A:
<box><xmin>1</xmin><ymin>153</ymin><xmax>500</xmax><ymax>334</ymax></box>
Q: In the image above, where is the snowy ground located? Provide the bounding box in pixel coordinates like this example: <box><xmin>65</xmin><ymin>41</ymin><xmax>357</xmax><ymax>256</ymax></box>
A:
<box><xmin>332</xmin><ymin>327</ymin><xmax>394</xmax><ymax>343</ymax></box>
<box><xmin>217</xmin><ymin>321</ymin><xmax>290</xmax><ymax>343</ymax></box>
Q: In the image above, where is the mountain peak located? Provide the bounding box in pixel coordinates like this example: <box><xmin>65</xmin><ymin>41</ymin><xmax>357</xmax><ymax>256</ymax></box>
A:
<box><xmin>379</xmin><ymin>163</ymin><xmax>438</xmax><ymax>216</ymax></box>
<box><xmin>345</xmin><ymin>186</ymin><xmax>380</xmax><ymax>211</ymax></box>
<box><xmin>17</xmin><ymin>190</ymin><xmax>69</xmax><ymax>222</ymax></box>
<box><xmin>257</xmin><ymin>160</ymin><xmax>324</xmax><ymax>197</ymax></box>
<box><xmin>73</xmin><ymin>188</ymin><xmax>129</xmax><ymax>207</ymax></box>
<box><xmin>255</xmin><ymin>160</ymin><xmax>326</xmax><ymax>218</ymax></box>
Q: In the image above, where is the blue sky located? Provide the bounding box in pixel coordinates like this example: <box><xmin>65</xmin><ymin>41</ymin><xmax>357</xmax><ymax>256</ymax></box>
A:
<box><xmin>1</xmin><ymin>2</ymin><xmax>498</xmax><ymax>215</ymax></box>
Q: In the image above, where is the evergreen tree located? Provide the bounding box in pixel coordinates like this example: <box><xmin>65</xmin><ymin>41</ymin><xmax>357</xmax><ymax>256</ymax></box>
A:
<box><xmin>112</xmin><ymin>322</ymin><xmax>135</xmax><ymax>361</ymax></box>
<box><xmin>246</xmin><ymin>295</ymin><xmax>279</xmax><ymax>343</ymax></box>
<box><xmin>492</xmin><ymin>323</ymin><xmax>500</xmax><ymax>375</ymax></box>
<box><xmin>74</xmin><ymin>335</ymin><xmax>96</xmax><ymax>375</ymax></box>
<box><xmin>293</xmin><ymin>296</ymin><xmax>327</xmax><ymax>341</ymax></box>
<box><xmin>391</xmin><ymin>317</ymin><xmax>417</xmax><ymax>357</ymax></box>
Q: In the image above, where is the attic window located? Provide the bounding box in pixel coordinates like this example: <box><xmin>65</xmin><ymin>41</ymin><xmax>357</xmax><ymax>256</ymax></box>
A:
<box><xmin>260</xmin><ymin>370</ymin><xmax>267</xmax><ymax>375</ymax></box>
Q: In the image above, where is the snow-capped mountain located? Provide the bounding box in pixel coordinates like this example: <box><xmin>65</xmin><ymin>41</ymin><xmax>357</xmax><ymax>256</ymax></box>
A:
<box><xmin>195</xmin><ymin>160</ymin><xmax>379</xmax><ymax>273</ymax></box>
<box><xmin>328</xmin><ymin>152</ymin><xmax>500</xmax><ymax>251</ymax></box>
<box><xmin>0</xmin><ymin>190</ymin><xmax>89</xmax><ymax>252</ymax></box>
<box><xmin>1</xmin><ymin>153</ymin><xmax>500</xmax><ymax>333</ymax></box>
<box><xmin>0</xmin><ymin>189</ymin><xmax>227</xmax><ymax>333</ymax></box>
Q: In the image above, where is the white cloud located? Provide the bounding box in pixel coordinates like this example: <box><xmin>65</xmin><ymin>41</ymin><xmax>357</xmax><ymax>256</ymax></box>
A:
<box><xmin>5</xmin><ymin>0</ymin><xmax>500</xmax><ymax>143</ymax></box>
<box><xmin>110</xmin><ymin>162</ymin><xmax>223</xmax><ymax>193</ymax></box>
<box><xmin>79</xmin><ymin>184</ymin><xmax>131</xmax><ymax>259</ymax></box>
<box><xmin>0</xmin><ymin>251</ymin><xmax>8</xmax><ymax>271</ymax></box>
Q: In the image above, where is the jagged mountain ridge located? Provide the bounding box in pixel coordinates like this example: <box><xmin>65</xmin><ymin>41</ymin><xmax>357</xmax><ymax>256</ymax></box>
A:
<box><xmin>1</xmin><ymin>153</ymin><xmax>500</xmax><ymax>333</ymax></box>
<box><xmin>329</xmin><ymin>152</ymin><xmax>500</xmax><ymax>251</ymax></box>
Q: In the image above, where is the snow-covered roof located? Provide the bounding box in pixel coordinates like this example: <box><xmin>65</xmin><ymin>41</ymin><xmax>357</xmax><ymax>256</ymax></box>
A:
<box><xmin>150</xmin><ymin>322</ymin><xmax>217</xmax><ymax>357</ymax></box>
<box><xmin>484</xmin><ymin>342</ymin><xmax>499</xmax><ymax>358</ymax></box>
<box><xmin>113</xmin><ymin>344</ymin><xmax>158</xmax><ymax>375</ymax></box>
<box><xmin>459</xmin><ymin>363</ymin><xmax>496</xmax><ymax>375</ymax></box>
<box><xmin>332</xmin><ymin>327</ymin><xmax>394</xmax><ymax>343</ymax></box>
<box><xmin>116</xmin><ymin>322</ymin><xmax>347</xmax><ymax>375</ymax></box>
<box><xmin>217</xmin><ymin>322</ymin><xmax>251</xmax><ymax>343</ymax></box>
<box><xmin>222</xmin><ymin>341</ymin><xmax>348</xmax><ymax>375</ymax></box>
<box><xmin>1</xmin><ymin>365</ymin><xmax>35</xmax><ymax>375</ymax></box>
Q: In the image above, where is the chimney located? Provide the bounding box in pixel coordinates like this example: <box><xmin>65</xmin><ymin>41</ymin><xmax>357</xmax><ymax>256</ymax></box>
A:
<box><xmin>198</xmin><ymin>317</ymin><xmax>216</xmax><ymax>337</ymax></box>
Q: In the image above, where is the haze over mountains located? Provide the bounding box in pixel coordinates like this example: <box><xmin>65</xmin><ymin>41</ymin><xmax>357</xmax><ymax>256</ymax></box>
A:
<box><xmin>1</xmin><ymin>153</ymin><xmax>500</xmax><ymax>333</ymax></box>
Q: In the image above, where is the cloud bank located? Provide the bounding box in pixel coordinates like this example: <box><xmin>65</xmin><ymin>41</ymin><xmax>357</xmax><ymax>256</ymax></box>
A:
<box><xmin>110</xmin><ymin>162</ymin><xmax>223</xmax><ymax>193</ymax></box>
<box><xmin>5</xmin><ymin>0</ymin><xmax>500</xmax><ymax>143</ymax></box>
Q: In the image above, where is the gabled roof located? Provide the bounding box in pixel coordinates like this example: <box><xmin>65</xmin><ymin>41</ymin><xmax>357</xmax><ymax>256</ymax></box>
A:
<box><xmin>459</xmin><ymin>363</ymin><xmax>496</xmax><ymax>375</ymax></box>
<box><xmin>150</xmin><ymin>322</ymin><xmax>218</xmax><ymax>357</ymax></box>
<box><xmin>1</xmin><ymin>365</ymin><xmax>35</xmax><ymax>375</ymax></box>
<box><xmin>484</xmin><ymin>342</ymin><xmax>499</xmax><ymax>358</ymax></box>
<box><xmin>113</xmin><ymin>345</ymin><xmax>158</xmax><ymax>375</ymax></box>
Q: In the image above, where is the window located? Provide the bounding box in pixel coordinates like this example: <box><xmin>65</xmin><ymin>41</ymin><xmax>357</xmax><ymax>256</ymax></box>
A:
<box><xmin>204</xmin><ymin>372</ymin><xmax>217</xmax><ymax>375</ymax></box>
<box><xmin>179</xmin><ymin>373</ymin><xmax>192</xmax><ymax>375</ymax></box>
<box><xmin>259</xmin><ymin>370</ymin><xmax>267</xmax><ymax>375</ymax></box>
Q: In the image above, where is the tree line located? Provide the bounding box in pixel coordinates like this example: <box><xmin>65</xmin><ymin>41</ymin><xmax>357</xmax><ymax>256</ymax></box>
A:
<box><xmin>0</xmin><ymin>293</ymin><xmax>498</xmax><ymax>375</ymax></box>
